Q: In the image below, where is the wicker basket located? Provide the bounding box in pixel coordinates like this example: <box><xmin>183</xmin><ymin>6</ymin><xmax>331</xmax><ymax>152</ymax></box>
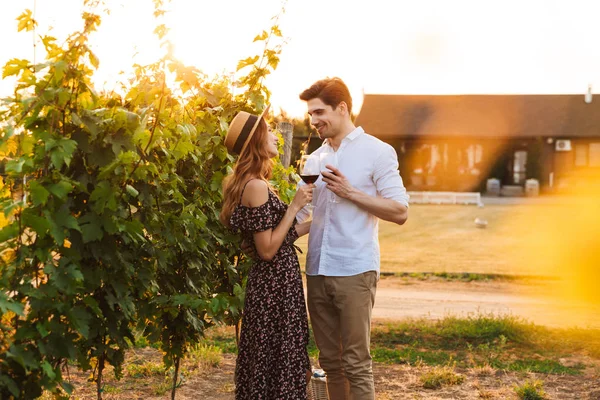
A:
<box><xmin>307</xmin><ymin>373</ymin><xmax>328</xmax><ymax>400</ymax></box>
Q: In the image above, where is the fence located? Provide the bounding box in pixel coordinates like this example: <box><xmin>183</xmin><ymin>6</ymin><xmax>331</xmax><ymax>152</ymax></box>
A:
<box><xmin>408</xmin><ymin>191</ymin><xmax>482</xmax><ymax>205</ymax></box>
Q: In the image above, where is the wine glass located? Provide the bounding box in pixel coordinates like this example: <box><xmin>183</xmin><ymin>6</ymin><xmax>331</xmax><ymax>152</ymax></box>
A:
<box><xmin>319</xmin><ymin>151</ymin><xmax>339</xmax><ymax>203</ymax></box>
<box><xmin>298</xmin><ymin>154</ymin><xmax>320</xmax><ymax>209</ymax></box>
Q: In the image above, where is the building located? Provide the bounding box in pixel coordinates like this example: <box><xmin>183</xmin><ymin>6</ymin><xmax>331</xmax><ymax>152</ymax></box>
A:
<box><xmin>355</xmin><ymin>93</ymin><xmax>600</xmax><ymax>193</ymax></box>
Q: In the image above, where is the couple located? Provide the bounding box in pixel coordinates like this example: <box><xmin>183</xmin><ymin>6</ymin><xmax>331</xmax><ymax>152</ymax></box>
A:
<box><xmin>220</xmin><ymin>77</ymin><xmax>409</xmax><ymax>400</ymax></box>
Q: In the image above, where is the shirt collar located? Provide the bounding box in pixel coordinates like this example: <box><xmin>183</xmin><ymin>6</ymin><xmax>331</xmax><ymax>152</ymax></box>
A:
<box><xmin>324</xmin><ymin>126</ymin><xmax>364</xmax><ymax>147</ymax></box>
<box><xmin>346</xmin><ymin>126</ymin><xmax>364</xmax><ymax>141</ymax></box>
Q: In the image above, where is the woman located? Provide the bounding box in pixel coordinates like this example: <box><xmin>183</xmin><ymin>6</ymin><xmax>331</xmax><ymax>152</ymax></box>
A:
<box><xmin>220</xmin><ymin>107</ymin><xmax>314</xmax><ymax>399</ymax></box>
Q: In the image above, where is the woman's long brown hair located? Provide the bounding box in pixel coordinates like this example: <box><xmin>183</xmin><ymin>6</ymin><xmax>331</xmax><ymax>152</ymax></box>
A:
<box><xmin>220</xmin><ymin>118</ymin><xmax>274</xmax><ymax>227</ymax></box>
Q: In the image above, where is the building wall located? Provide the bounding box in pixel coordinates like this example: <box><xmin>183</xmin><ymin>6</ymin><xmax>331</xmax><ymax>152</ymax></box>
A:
<box><xmin>383</xmin><ymin>137</ymin><xmax>528</xmax><ymax>192</ymax></box>
<box><xmin>291</xmin><ymin>132</ymin><xmax>600</xmax><ymax>193</ymax></box>
<box><xmin>552</xmin><ymin>138</ymin><xmax>600</xmax><ymax>192</ymax></box>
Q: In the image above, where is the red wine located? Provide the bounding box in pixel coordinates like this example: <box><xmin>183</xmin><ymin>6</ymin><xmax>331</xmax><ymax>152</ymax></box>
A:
<box><xmin>300</xmin><ymin>174</ymin><xmax>319</xmax><ymax>184</ymax></box>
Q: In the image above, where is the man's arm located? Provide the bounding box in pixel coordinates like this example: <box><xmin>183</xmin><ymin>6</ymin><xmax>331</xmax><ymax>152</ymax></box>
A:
<box><xmin>321</xmin><ymin>145</ymin><xmax>409</xmax><ymax>225</ymax></box>
<box><xmin>321</xmin><ymin>167</ymin><xmax>407</xmax><ymax>224</ymax></box>
<box><xmin>295</xmin><ymin>220</ymin><xmax>312</xmax><ymax>237</ymax></box>
<box><xmin>348</xmin><ymin>189</ymin><xmax>407</xmax><ymax>224</ymax></box>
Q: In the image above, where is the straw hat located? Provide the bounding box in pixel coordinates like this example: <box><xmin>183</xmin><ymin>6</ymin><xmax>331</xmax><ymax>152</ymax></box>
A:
<box><xmin>224</xmin><ymin>105</ymin><xmax>270</xmax><ymax>156</ymax></box>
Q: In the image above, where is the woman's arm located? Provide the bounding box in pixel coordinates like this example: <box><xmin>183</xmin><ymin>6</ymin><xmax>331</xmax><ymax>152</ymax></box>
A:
<box><xmin>243</xmin><ymin>179</ymin><xmax>312</xmax><ymax>261</ymax></box>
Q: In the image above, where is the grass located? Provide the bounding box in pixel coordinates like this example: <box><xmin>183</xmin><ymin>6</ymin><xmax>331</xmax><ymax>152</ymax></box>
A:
<box><xmin>419</xmin><ymin>364</ymin><xmax>465</xmax><ymax>389</ymax></box>
<box><xmin>198</xmin><ymin>323</ymin><xmax>324</xmax><ymax>359</ymax></box>
<box><xmin>198</xmin><ymin>314</ymin><xmax>599</xmax><ymax>377</ymax></box>
<box><xmin>372</xmin><ymin>314</ymin><xmax>533</xmax><ymax>349</ymax></box>
<box><xmin>372</xmin><ymin>347</ymin><xmax>452</xmax><ymax>366</ymax></box>
<box><xmin>506</xmin><ymin>359</ymin><xmax>582</xmax><ymax>375</ymax></box>
<box><xmin>514</xmin><ymin>379</ymin><xmax>547</xmax><ymax>400</ymax></box>
<box><xmin>296</xmin><ymin>203</ymin><xmax>547</xmax><ymax>275</ymax></box>
<box><xmin>39</xmin><ymin>313</ymin><xmax>600</xmax><ymax>399</ymax></box>
<box><xmin>381</xmin><ymin>271</ymin><xmax>559</xmax><ymax>282</ymax></box>
<box><xmin>199</xmin><ymin>326</ymin><xmax>238</xmax><ymax>354</ymax></box>
<box><xmin>152</xmin><ymin>381</ymin><xmax>172</xmax><ymax>396</ymax></box>
<box><xmin>296</xmin><ymin>201</ymin><xmax>600</xmax><ymax>290</ymax></box>
<box><xmin>126</xmin><ymin>361</ymin><xmax>164</xmax><ymax>378</ymax></box>
<box><xmin>369</xmin><ymin>313</ymin><xmax>599</xmax><ymax>375</ymax></box>
<box><xmin>376</xmin><ymin>204</ymin><xmax>539</xmax><ymax>275</ymax></box>
<box><xmin>101</xmin><ymin>385</ymin><xmax>121</xmax><ymax>394</ymax></box>
<box><xmin>187</xmin><ymin>343</ymin><xmax>222</xmax><ymax>370</ymax></box>
<box><xmin>469</xmin><ymin>364</ymin><xmax>495</xmax><ymax>376</ymax></box>
<box><xmin>131</xmin><ymin>334</ymin><xmax>162</xmax><ymax>350</ymax></box>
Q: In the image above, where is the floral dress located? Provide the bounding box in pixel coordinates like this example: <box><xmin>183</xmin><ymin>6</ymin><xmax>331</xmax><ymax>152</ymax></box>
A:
<box><xmin>230</xmin><ymin>189</ymin><xmax>311</xmax><ymax>399</ymax></box>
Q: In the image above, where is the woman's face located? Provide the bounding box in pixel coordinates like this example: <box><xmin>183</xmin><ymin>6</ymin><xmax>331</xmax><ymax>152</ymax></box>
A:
<box><xmin>265</xmin><ymin>125</ymin><xmax>279</xmax><ymax>158</ymax></box>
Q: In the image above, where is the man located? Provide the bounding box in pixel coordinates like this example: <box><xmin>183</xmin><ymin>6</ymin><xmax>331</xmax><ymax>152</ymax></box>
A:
<box><xmin>298</xmin><ymin>77</ymin><xmax>409</xmax><ymax>400</ymax></box>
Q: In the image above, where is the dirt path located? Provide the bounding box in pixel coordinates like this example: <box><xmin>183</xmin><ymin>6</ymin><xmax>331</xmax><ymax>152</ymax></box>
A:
<box><xmin>374</xmin><ymin>277</ymin><xmax>600</xmax><ymax>328</ymax></box>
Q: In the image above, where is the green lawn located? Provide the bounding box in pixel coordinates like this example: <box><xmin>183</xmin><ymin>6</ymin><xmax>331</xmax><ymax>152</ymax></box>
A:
<box><xmin>296</xmin><ymin>200</ymin><xmax>600</xmax><ymax>281</ymax></box>
<box><xmin>201</xmin><ymin>314</ymin><xmax>600</xmax><ymax>376</ymax></box>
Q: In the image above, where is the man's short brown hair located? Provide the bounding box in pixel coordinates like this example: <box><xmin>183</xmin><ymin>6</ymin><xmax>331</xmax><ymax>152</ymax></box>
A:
<box><xmin>299</xmin><ymin>77</ymin><xmax>353</xmax><ymax>114</ymax></box>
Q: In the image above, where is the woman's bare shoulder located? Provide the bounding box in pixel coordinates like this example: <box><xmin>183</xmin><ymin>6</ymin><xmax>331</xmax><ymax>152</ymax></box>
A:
<box><xmin>241</xmin><ymin>179</ymin><xmax>269</xmax><ymax>208</ymax></box>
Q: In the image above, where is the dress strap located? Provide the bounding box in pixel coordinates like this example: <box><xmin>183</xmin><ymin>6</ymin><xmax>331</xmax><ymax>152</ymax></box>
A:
<box><xmin>240</xmin><ymin>180</ymin><xmax>253</xmax><ymax>202</ymax></box>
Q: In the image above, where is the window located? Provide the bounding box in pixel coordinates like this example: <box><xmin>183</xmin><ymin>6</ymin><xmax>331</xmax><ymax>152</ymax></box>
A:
<box><xmin>574</xmin><ymin>144</ymin><xmax>588</xmax><ymax>167</ymax></box>
<box><xmin>467</xmin><ymin>144</ymin><xmax>483</xmax><ymax>168</ymax></box>
<box><xmin>429</xmin><ymin>144</ymin><xmax>441</xmax><ymax>174</ymax></box>
<box><xmin>590</xmin><ymin>143</ymin><xmax>600</xmax><ymax>167</ymax></box>
<box><xmin>467</xmin><ymin>144</ymin><xmax>483</xmax><ymax>175</ymax></box>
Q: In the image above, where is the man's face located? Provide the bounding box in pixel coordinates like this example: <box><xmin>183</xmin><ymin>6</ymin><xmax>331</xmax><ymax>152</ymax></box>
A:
<box><xmin>306</xmin><ymin>98</ymin><xmax>345</xmax><ymax>140</ymax></box>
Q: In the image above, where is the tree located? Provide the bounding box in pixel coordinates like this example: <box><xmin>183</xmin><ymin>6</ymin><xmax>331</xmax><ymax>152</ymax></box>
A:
<box><xmin>0</xmin><ymin>1</ymin><xmax>295</xmax><ymax>398</ymax></box>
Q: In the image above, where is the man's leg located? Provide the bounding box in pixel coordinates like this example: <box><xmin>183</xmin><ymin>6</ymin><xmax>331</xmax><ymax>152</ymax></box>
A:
<box><xmin>332</xmin><ymin>271</ymin><xmax>377</xmax><ymax>400</ymax></box>
<box><xmin>307</xmin><ymin>275</ymin><xmax>350</xmax><ymax>400</ymax></box>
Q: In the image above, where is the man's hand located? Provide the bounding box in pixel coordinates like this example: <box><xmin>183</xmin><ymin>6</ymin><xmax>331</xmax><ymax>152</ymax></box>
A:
<box><xmin>322</xmin><ymin>164</ymin><xmax>408</xmax><ymax>225</ymax></box>
<box><xmin>321</xmin><ymin>165</ymin><xmax>355</xmax><ymax>200</ymax></box>
<box><xmin>241</xmin><ymin>239</ymin><xmax>256</xmax><ymax>260</ymax></box>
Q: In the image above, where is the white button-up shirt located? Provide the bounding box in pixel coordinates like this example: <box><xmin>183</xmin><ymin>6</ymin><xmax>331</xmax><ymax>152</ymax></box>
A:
<box><xmin>297</xmin><ymin>127</ymin><xmax>409</xmax><ymax>277</ymax></box>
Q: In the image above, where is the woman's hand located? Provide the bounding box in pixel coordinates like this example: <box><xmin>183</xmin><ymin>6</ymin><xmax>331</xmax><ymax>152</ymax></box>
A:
<box><xmin>241</xmin><ymin>239</ymin><xmax>256</xmax><ymax>260</ymax></box>
<box><xmin>290</xmin><ymin>184</ymin><xmax>314</xmax><ymax>212</ymax></box>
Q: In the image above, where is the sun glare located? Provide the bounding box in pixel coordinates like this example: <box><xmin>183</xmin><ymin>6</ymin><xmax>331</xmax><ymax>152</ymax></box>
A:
<box><xmin>507</xmin><ymin>191</ymin><xmax>600</xmax><ymax>307</ymax></box>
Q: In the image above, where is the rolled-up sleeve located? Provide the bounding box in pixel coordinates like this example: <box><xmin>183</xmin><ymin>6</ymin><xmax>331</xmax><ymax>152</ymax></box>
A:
<box><xmin>296</xmin><ymin>205</ymin><xmax>311</xmax><ymax>224</ymax></box>
<box><xmin>373</xmin><ymin>144</ymin><xmax>409</xmax><ymax>207</ymax></box>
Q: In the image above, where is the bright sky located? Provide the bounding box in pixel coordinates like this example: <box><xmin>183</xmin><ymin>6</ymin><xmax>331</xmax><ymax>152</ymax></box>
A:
<box><xmin>1</xmin><ymin>0</ymin><xmax>600</xmax><ymax>118</ymax></box>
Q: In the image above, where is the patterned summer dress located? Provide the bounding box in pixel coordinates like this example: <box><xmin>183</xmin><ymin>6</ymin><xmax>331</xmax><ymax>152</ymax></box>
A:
<box><xmin>230</xmin><ymin>188</ymin><xmax>311</xmax><ymax>400</ymax></box>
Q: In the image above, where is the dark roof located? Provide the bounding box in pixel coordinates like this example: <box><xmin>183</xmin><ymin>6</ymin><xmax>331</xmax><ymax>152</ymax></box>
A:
<box><xmin>355</xmin><ymin>94</ymin><xmax>600</xmax><ymax>139</ymax></box>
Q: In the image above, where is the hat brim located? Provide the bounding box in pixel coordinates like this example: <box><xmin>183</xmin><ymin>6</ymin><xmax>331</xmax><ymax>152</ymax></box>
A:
<box><xmin>238</xmin><ymin>104</ymin><xmax>271</xmax><ymax>157</ymax></box>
